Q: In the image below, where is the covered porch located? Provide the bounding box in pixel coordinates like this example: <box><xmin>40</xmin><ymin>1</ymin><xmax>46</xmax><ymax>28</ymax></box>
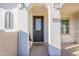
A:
<box><xmin>61</xmin><ymin>3</ymin><xmax>79</xmax><ymax>56</ymax></box>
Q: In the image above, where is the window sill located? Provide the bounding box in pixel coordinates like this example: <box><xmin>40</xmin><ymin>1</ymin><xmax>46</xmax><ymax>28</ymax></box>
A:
<box><xmin>4</xmin><ymin>29</ymin><xmax>17</xmax><ymax>32</ymax></box>
<box><xmin>61</xmin><ymin>33</ymin><xmax>71</xmax><ymax>35</ymax></box>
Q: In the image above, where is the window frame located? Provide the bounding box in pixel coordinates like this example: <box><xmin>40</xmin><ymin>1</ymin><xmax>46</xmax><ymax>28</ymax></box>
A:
<box><xmin>61</xmin><ymin>19</ymin><xmax>69</xmax><ymax>34</ymax></box>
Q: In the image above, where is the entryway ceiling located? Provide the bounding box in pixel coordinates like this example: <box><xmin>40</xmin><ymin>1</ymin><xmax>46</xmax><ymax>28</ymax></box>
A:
<box><xmin>61</xmin><ymin>3</ymin><xmax>79</xmax><ymax>16</ymax></box>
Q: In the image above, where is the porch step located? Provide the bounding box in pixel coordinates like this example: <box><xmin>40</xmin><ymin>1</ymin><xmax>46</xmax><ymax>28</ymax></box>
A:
<box><xmin>33</xmin><ymin>42</ymin><xmax>44</xmax><ymax>46</ymax></box>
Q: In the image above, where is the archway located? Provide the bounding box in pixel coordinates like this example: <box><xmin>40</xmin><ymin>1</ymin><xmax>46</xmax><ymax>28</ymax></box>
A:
<box><xmin>28</xmin><ymin>4</ymin><xmax>49</xmax><ymax>56</ymax></box>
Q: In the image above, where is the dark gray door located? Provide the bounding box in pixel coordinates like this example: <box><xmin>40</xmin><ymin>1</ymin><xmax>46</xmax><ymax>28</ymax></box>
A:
<box><xmin>33</xmin><ymin>16</ymin><xmax>44</xmax><ymax>42</ymax></box>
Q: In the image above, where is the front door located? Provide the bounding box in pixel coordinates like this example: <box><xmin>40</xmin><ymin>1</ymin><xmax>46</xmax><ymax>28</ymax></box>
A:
<box><xmin>33</xmin><ymin>16</ymin><xmax>44</xmax><ymax>42</ymax></box>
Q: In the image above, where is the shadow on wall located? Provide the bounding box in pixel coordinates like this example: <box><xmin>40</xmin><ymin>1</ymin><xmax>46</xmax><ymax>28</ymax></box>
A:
<box><xmin>48</xmin><ymin>43</ymin><xmax>61</xmax><ymax>56</ymax></box>
<box><xmin>19</xmin><ymin>31</ymin><xmax>29</xmax><ymax>56</ymax></box>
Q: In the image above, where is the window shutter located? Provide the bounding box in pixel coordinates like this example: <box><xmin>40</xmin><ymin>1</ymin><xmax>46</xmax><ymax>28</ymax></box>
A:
<box><xmin>9</xmin><ymin>12</ymin><xmax>13</xmax><ymax>29</ymax></box>
<box><xmin>5</xmin><ymin>12</ymin><xmax>13</xmax><ymax>29</ymax></box>
<box><xmin>5</xmin><ymin>12</ymin><xmax>9</xmax><ymax>29</ymax></box>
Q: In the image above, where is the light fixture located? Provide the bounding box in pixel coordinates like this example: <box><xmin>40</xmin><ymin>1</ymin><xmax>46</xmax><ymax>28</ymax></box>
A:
<box><xmin>54</xmin><ymin>3</ymin><xmax>60</xmax><ymax>10</ymax></box>
<box><xmin>19</xmin><ymin>3</ymin><xmax>25</xmax><ymax>9</ymax></box>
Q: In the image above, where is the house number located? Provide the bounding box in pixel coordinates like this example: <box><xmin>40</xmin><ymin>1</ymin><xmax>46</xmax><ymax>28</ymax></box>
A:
<box><xmin>53</xmin><ymin>18</ymin><xmax>60</xmax><ymax>22</ymax></box>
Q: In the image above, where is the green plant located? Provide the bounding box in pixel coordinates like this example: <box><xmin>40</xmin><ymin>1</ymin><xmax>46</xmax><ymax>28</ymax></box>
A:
<box><xmin>29</xmin><ymin>33</ymin><xmax>32</xmax><ymax>41</ymax></box>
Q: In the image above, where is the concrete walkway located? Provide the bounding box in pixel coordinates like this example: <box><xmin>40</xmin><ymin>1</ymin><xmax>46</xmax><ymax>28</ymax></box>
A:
<box><xmin>61</xmin><ymin>43</ymin><xmax>79</xmax><ymax>56</ymax></box>
<box><xmin>29</xmin><ymin>43</ymin><xmax>49</xmax><ymax>56</ymax></box>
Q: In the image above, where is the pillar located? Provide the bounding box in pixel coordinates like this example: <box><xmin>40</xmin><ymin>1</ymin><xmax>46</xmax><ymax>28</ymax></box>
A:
<box><xmin>48</xmin><ymin>3</ymin><xmax>61</xmax><ymax>56</ymax></box>
<box><xmin>18</xmin><ymin>3</ymin><xmax>29</xmax><ymax>56</ymax></box>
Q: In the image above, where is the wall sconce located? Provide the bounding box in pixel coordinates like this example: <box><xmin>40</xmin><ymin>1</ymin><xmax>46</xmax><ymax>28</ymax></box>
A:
<box><xmin>24</xmin><ymin>3</ymin><xmax>30</xmax><ymax>10</ymax></box>
<box><xmin>19</xmin><ymin>3</ymin><xmax>25</xmax><ymax>9</ymax></box>
<box><xmin>54</xmin><ymin>3</ymin><xmax>60</xmax><ymax>10</ymax></box>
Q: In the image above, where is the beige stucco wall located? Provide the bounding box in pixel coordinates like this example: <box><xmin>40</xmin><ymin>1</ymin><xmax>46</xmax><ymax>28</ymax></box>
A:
<box><xmin>0</xmin><ymin>32</ymin><xmax>18</xmax><ymax>56</ymax></box>
<box><xmin>29</xmin><ymin>5</ymin><xmax>48</xmax><ymax>44</ymax></box>
<box><xmin>73</xmin><ymin>14</ymin><xmax>79</xmax><ymax>43</ymax></box>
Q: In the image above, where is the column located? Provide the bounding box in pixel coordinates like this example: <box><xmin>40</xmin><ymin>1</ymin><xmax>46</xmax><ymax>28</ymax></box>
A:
<box><xmin>18</xmin><ymin>3</ymin><xmax>29</xmax><ymax>56</ymax></box>
<box><xmin>48</xmin><ymin>3</ymin><xmax>61</xmax><ymax>56</ymax></box>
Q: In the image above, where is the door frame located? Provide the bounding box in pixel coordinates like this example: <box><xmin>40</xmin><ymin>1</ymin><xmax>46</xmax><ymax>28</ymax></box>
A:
<box><xmin>33</xmin><ymin>16</ymin><xmax>44</xmax><ymax>43</ymax></box>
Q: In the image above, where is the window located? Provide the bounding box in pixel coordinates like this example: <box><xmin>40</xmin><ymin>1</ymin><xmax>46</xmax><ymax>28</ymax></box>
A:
<box><xmin>35</xmin><ymin>18</ymin><xmax>41</xmax><ymax>31</ymax></box>
<box><xmin>5</xmin><ymin>12</ymin><xmax>13</xmax><ymax>29</ymax></box>
<box><xmin>61</xmin><ymin>20</ymin><xmax>69</xmax><ymax>34</ymax></box>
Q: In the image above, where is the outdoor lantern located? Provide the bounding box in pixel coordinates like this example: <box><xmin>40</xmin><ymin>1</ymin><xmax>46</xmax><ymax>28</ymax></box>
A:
<box><xmin>54</xmin><ymin>3</ymin><xmax>60</xmax><ymax>10</ymax></box>
<box><xmin>19</xmin><ymin>3</ymin><xmax>25</xmax><ymax>9</ymax></box>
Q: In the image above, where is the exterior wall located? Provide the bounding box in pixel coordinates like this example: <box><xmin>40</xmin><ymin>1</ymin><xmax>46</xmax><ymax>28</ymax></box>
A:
<box><xmin>0</xmin><ymin>32</ymin><xmax>18</xmax><ymax>56</ymax></box>
<box><xmin>18</xmin><ymin>8</ymin><xmax>29</xmax><ymax>56</ymax></box>
<box><xmin>0</xmin><ymin>4</ymin><xmax>18</xmax><ymax>32</ymax></box>
<box><xmin>0</xmin><ymin>4</ymin><xmax>19</xmax><ymax>56</ymax></box>
<box><xmin>0</xmin><ymin>3</ymin><xmax>30</xmax><ymax>56</ymax></box>
<box><xmin>0</xmin><ymin>3</ymin><xmax>62</xmax><ymax>56</ymax></box>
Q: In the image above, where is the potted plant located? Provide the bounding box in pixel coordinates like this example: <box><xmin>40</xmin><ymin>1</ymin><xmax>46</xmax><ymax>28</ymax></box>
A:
<box><xmin>29</xmin><ymin>33</ymin><xmax>32</xmax><ymax>41</ymax></box>
<box><xmin>29</xmin><ymin>33</ymin><xmax>32</xmax><ymax>49</ymax></box>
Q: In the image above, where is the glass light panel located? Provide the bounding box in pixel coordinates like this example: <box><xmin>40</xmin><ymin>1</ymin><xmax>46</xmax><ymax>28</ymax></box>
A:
<box><xmin>35</xmin><ymin>18</ymin><xmax>41</xmax><ymax>31</ymax></box>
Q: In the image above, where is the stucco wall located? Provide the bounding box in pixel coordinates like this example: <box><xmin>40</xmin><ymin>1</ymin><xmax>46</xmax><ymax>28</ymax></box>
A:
<box><xmin>0</xmin><ymin>32</ymin><xmax>18</xmax><ymax>56</ymax></box>
<box><xmin>18</xmin><ymin>8</ymin><xmax>29</xmax><ymax>56</ymax></box>
<box><xmin>0</xmin><ymin>3</ymin><xmax>19</xmax><ymax>56</ymax></box>
<box><xmin>0</xmin><ymin>6</ymin><xmax>18</xmax><ymax>32</ymax></box>
<box><xmin>74</xmin><ymin>15</ymin><xmax>79</xmax><ymax>43</ymax></box>
<box><xmin>0</xmin><ymin>3</ymin><xmax>61</xmax><ymax>56</ymax></box>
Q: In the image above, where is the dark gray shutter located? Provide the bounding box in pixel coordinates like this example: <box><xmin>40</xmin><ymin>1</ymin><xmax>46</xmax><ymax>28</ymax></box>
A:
<box><xmin>5</xmin><ymin>12</ymin><xmax>13</xmax><ymax>29</ymax></box>
<box><xmin>5</xmin><ymin>12</ymin><xmax>9</xmax><ymax>29</ymax></box>
<box><xmin>9</xmin><ymin>12</ymin><xmax>13</xmax><ymax>29</ymax></box>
